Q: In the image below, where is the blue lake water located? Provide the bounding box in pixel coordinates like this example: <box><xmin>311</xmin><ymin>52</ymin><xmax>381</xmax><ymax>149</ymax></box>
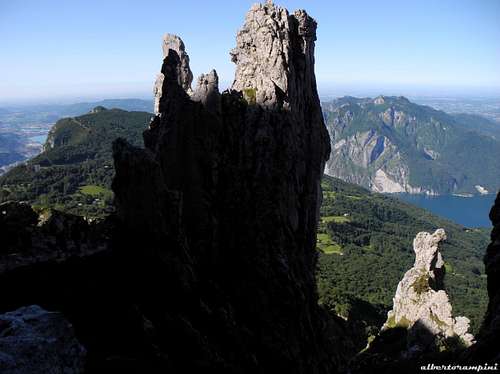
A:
<box><xmin>29</xmin><ymin>134</ymin><xmax>48</xmax><ymax>144</ymax></box>
<box><xmin>394</xmin><ymin>193</ymin><xmax>497</xmax><ymax>228</ymax></box>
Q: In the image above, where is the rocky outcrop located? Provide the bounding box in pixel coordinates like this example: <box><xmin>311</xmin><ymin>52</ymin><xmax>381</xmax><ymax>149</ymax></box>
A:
<box><xmin>153</xmin><ymin>34</ymin><xmax>193</xmax><ymax>114</ymax></box>
<box><xmin>382</xmin><ymin>229</ymin><xmax>474</xmax><ymax>356</ymax></box>
<box><xmin>111</xmin><ymin>1</ymin><xmax>344</xmax><ymax>373</ymax></box>
<box><xmin>230</xmin><ymin>3</ymin><xmax>319</xmax><ymax>110</ymax></box>
<box><xmin>0</xmin><ymin>305</ymin><xmax>85</xmax><ymax>374</ymax></box>
<box><xmin>0</xmin><ymin>202</ymin><xmax>109</xmax><ymax>273</ymax></box>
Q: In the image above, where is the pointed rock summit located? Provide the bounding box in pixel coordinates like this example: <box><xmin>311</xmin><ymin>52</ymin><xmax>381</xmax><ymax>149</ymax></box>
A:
<box><xmin>231</xmin><ymin>2</ymin><xmax>319</xmax><ymax>109</ymax></box>
<box><xmin>153</xmin><ymin>33</ymin><xmax>194</xmax><ymax>114</ymax></box>
<box><xmin>383</xmin><ymin>229</ymin><xmax>474</xmax><ymax>355</ymax></box>
<box><xmin>112</xmin><ymin>2</ymin><xmax>339</xmax><ymax>373</ymax></box>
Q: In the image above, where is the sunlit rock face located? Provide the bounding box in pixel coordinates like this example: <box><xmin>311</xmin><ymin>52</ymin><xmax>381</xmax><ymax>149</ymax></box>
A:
<box><xmin>382</xmin><ymin>229</ymin><xmax>474</xmax><ymax>357</ymax></box>
<box><xmin>112</xmin><ymin>2</ymin><xmax>349</xmax><ymax>373</ymax></box>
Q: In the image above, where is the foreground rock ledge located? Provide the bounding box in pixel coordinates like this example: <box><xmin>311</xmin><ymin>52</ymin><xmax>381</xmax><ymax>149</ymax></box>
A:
<box><xmin>0</xmin><ymin>305</ymin><xmax>85</xmax><ymax>374</ymax></box>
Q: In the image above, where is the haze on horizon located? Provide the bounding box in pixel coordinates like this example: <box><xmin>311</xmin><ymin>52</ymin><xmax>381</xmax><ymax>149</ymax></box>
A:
<box><xmin>1</xmin><ymin>0</ymin><xmax>499</xmax><ymax>104</ymax></box>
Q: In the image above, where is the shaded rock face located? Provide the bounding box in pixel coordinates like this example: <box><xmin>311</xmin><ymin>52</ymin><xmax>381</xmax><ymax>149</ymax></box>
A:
<box><xmin>0</xmin><ymin>203</ymin><xmax>160</xmax><ymax>373</ymax></box>
<box><xmin>0</xmin><ymin>305</ymin><xmax>86</xmax><ymax>374</ymax></box>
<box><xmin>112</xmin><ymin>2</ymin><xmax>341</xmax><ymax>373</ymax></box>
<box><xmin>153</xmin><ymin>34</ymin><xmax>193</xmax><ymax>114</ymax></box>
<box><xmin>465</xmin><ymin>192</ymin><xmax>500</xmax><ymax>362</ymax></box>
<box><xmin>0</xmin><ymin>201</ymin><xmax>108</xmax><ymax>273</ymax></box>
<box><xmin>382</xmin><ymin>229</ymin><xmax>474</xmax><ymax>356</ymax></box>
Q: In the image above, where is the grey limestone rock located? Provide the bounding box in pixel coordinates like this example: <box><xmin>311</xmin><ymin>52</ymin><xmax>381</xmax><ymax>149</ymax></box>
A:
<box><xmin>230</xmin><ymin>2</ymin><xmax>319</xmax><ymax>110</ymax></box>
<box><xmin>382</xmin><ymin>229</ymin><xmax>474</xmax><ymax>354</ymax></box>
<box><xmin>154</xmin><ymin>33</ymin><xmax>193</xmax><ymax>114</ymax></box>
<box><xmin>0</xmin><ymin>305</ymin><xmax>85</xmax><ymax>374</ymax></box>
<box><xmin>191</xmin><ymin>69</ymin><xmax>221</xmax><ymax>114</ymax></box>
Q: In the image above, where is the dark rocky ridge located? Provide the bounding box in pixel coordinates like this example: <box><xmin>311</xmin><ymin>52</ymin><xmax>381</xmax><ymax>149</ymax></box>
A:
<box><xmin>465</xmin><ymin>191</ymin><xmax>500</xmax><ymax>362</ymax></box>
<box><xmin>111</xmin><ymin>2</ymin><xmax>348</xmax><ymax>372</ymax></box>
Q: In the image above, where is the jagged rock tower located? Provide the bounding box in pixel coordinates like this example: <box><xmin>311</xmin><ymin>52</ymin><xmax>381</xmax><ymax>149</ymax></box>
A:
<box><xmin>382</xmin><ymin>229</ymin><xmax>474</xmax><ymax>355</ymax></box>
<box><xmin>112</xmin><ymin>2</ymin><xmax>342</xmax><ymax>373</ymax></box>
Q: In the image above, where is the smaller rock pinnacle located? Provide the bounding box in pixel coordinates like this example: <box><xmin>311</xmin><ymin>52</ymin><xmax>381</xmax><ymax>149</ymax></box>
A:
<box><xmin>381</xmin><ymin>229</ymin><xmax>474</xmax><ymax>356</ymax></box>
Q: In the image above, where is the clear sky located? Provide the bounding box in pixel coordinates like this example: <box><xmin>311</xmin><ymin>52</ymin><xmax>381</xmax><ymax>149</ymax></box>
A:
<box><xmin>1</xmin><ymin>0</ymin><xmax>499</xmax><ymax>104</ymax></box>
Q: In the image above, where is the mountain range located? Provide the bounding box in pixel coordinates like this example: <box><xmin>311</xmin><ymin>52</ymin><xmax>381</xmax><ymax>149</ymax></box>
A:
<box><xmin>323</xmin><ymin>96</ymin><xmax>500</xmax><ymax>195</ymax></box>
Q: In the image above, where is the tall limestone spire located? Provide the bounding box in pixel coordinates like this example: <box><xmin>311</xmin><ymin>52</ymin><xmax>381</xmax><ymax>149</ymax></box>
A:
<box><xmin>112</xmin><ymin>2</ymin><xmax>339</xmax><ymax>373</ymax></box>
<box><xmin>382</xmin><ymin>229</ymin><xmax>474</xmax><ymax>356</ymax></box>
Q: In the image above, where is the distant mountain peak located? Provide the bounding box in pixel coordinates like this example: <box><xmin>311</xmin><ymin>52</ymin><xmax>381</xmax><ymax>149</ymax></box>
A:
<box><xmin>323</xmin><ymin>95</ymin><xmax>500</xmax><ymax>195</ymax></box>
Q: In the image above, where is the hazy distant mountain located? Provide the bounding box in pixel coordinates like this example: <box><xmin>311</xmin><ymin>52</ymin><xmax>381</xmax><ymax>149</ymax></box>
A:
<box><xmin>451</xmin><ymin>113</ymin><xmax>500</xmax><ymax>139</ymax></box>
<box><xmin>0</xmin><ymin>98</ymin><xmax>153</xmax><ymax>127</ymax></box>
<box><xmin>44</xmin><ymin>98</ymin><xmax>154</xmax><ymax>117</ymax></box>
<box><xmin>323</xmin><ymin>96</ymin><xmax>500</xmax><ymax>195</ymax></box>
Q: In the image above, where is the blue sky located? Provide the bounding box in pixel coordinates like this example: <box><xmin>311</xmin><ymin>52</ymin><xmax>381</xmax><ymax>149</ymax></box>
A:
<box><xmin>1</xmin><ymin>0</ymin><xmax>499</xmax><ymax>103</ymax></box>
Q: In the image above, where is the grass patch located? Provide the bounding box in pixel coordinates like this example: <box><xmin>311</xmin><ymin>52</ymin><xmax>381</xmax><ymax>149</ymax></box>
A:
<box><xmin>363</xmin><ymin>244</ymin><xmax>374</xmax><ymax>252</ymax></box>
<box><xmin>317</xmin><ymin>233</ymin><xmax>343</xmax><ymax>255</ymax></box>
<box><xmin>346</xmin><ymin>195</ymin><xmax>362</xmax><ymax>201</ymax></box>
<box><xmin>243</xmin><ymin>88</ymin><xmax>257</xmax><ymax>104</ymax></box>
<box><xmin>412</xmin><ymin>272</ymin><xmax>430</xmax><ymax>295</ymax></box>
<box><xmin>79</xmin><ymin>185</ymin><xmax>113</xmax><ymax>198</ymax></box>
<box><xmin>397</xmin><ymin>316</ymin><xmax>411</xmax><ymax>329</ymax></box>
<box><xmin>322</xmin><ymin>244</ymin><xmax>343</xmax><ymax>255</ymax></box>
<box><xmin>322</xmin><ymin>191</ymin><xmax>336</xmax><ymax>199</ymax></box>
<box><xmin>444</xmin><ymin>262</ymin><xmax>453</xmax><ymax>273</ymax></box>
<box><xmin>322</xmin><ymin>215</ymin><xmax>351</xmax><ymax>224</ymax></box>
<box><xmin>386</xmin><ymin>314</ymin><xmax>396</xmax><ymax>328</ymax></box>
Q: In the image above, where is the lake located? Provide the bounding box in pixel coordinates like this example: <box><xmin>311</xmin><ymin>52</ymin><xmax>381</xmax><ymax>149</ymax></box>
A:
<box><xmin>394</xmin><ymin>193</ymin><xmax>498</xmax><ymax>228</ymax></box>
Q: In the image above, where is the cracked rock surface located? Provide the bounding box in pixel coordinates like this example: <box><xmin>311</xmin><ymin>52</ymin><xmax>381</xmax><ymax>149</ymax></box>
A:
<box><xmin>383</xmin><ymin>229</ymin><xmax>474</xmax><ymax>355</ymax></box>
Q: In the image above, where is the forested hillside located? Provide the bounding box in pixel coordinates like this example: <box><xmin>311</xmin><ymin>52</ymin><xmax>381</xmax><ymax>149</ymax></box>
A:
<box><xmin>0</xmin><ymin>107</ymin><xmax>150</xmax><ymax>218</ymax></box>
<box><xmin>323</xmin><ymin>96</ymin><xmax>500</xmax><ymax>195</ymax></box>
<box><xmin>317</xmin><ymin>175</ymin><xmax>489</xmax><ymax>348</ymax></box>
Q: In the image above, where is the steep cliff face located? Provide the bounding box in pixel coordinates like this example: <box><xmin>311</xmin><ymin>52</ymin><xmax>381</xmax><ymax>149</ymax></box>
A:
<box><xmin>465</xmin><ymin>192</ymin><xmax>500</xmax><ymax>362</ymax></box>
<box><xmin>112</xmin><ymin>2</ymin><xmax>343</xmax><ymax>373</ymax></box>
